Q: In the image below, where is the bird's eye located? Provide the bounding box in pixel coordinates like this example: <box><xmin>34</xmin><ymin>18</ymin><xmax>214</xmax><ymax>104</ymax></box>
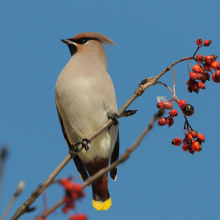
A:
<box><xmin>80</xmin><ymin>38</ymin><xmax>88</xmax><ymax>44</ymax></box>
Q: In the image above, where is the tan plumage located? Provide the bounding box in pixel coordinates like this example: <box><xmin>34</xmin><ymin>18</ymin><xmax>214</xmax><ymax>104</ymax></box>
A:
<box><xmin>55</xmin><ymin>32</ymin><xmax>119</xmax><ymax>211</ymax></box>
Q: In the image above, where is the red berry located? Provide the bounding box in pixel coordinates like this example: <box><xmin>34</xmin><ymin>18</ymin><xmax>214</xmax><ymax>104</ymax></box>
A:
<box><xmin>191</xmin><ymin>141</ymin><xmax>202</xmax><ymax>152</ymax></box>
<box><xmin>170</xmin><ymin>109</ymin><xmax>178</xmax><ymax>117</ymax></box>
<box><xmin>172</xmin><ymin>138</ymin><xmax>182</xmax><ymax>146</ymax></box>
<box><xmin>70</xmin><ymin>214</ymin><xmax>87</xmax><ymax>220</ymax></box>
<box><xmin>156</xmin><ymin>101</ymin><xmax>164</xmax><ymax>109</ymax></box>
<box><xmin>188</xmin><ymin>148</ymin><xmax>195</xmax><ymax>154</ymax></box>
<box><xmin>192</xmin><ymin>65</ymin><xmax>203</xmax><ymax>73</ymax></box>
<box><xmin>196</xmin><ymin>39</ymin><xmax>203</xmax><ymax>46</ymax></box>
<box><xmin>158</xmin><ymin>117</ymin><xmax>167</xmax><ymax>126</ymax></box>
<box><xmin>198</xmin><ymin>82</ymin><xmax>205</xmax><ymax>89</ymax></box>
<box><xmin>187</xmin><ymin>85</ymin><xmax>193</xmax><ymax>93</ymax></box>
<box><xmin>60</xmin><ymin>178</ymin><xmax>75</xmax><ymax>191</ymax></box>
<box><xmin>182</xmin><ymin>104</ymin><xmax>194</xmax><ymax>116</ymax></box>
<box><xmin>62</xmin><ymin>206</ymin><xmax>70</xmax><ymax>213</ymax></box>
<box><xmin>203</xmin><ymin>63</ymin><xmax>212</xmax><ymax>71</ymax></box>
<box><xmin>197</xmin><ymin>133</ymin><xmax>205</xmax><ymax>142</ymax></box>
<box><xmin>164</xmin><ymin>101</ymin><xmax>172</xmax><ymax>109</ymax></box>
<box><xmin>167</xmin><ymin>117</ymin><xmax>174</xmax><ymax>127</ymax></box>
<box><xmin>190</xmin><ymin>81</ymin><xmax>199</xmax><ymax>93</ymax></box>
<box><xmin>204</xmin><ymin>39</ymin><xmax>212</xmax><ymax>46</ymax></box>
<box><xmin>200</xmin><ymin>73</ymin><xmax>207</xmax><ymax>82</ymax></box>
<box><xmin>205</xmin><ymin>72</ymin><xmax>210</xmax><ymax>81</ymax></box>
<box><xmin>196</xmin><ymin>54</ymin><xmax>203</xmax><ymax>62</ymax></box>
<box><xmin>184</xmin><ymin>134</ymin><xmax>193</xmax><ymax>144</ymax></box>
<box><xmin>211</xmin><ymin>60</ymin><xmax>220</xmax><ymax>70</ymax></box>
<box><xmin>212</xmin><ymin>73</ymin><xmax>220</xmax><ymax>83</ymax></box>
<box><xmin>182</xmin><ymin>144</ymin><xmax>189</xmax><ymax>151</ymax></box>
<box><xmin>187</xmin><ymin>79</ymin><xmax>193</xmax><ymax>85</ymax></box>
<box><xmin>189</xmin><ymin>72</ymin><xmax>197</xmax><ymax>80</ymax></box>
<box><xmin>178</xmin><ymin>100</ymin><xmax>187</xmax><ymax>109</ymax></box>
<box><xmin>215</xmin><ymin>70</ymin><xmax>220</xmax><ymax>80</ymax></box>
<box><xmin>188</xmin><ymin>130</ymin><xmax>197</xmax><ymax>138</ymax></box>
<box><xmin>204</xmin><ymin>55</ymin><xmax>214</xmax><ymax>64</ymax></box>
<box><xmin>196</xmin><ymin>73</ymin><xmax>202</xmax><ymax>80</ymax></box>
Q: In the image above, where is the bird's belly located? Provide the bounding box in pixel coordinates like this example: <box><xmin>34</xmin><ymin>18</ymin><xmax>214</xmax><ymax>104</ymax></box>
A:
<box><xmin>78</xmin><ymin>125</ymin><xmax>118</xmax><ymax>164</ymax></box>
<box><xmin>56</xmin><ymin>87</ymin><xmax>118</xmax><ymax>163</ymax></box>
<box><xmin>55</xmin><ymin>69</ymin><xmax>118</xmax><ymax>163</ymax></box>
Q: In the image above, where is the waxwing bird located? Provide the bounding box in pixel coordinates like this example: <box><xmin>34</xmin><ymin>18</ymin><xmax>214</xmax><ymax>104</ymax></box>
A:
<box><xmin>55</xmin><ymin>32</ymin><xmax>119</xmax><ymax>211</ymax></box>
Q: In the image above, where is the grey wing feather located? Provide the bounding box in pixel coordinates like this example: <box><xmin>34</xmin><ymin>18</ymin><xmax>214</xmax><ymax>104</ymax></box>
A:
<box><xmin>110</xmin><ymin>130</ymin><xmax>119</xmax><ymax>181</ymax></box>
<box><xmin>56</xmin><ymin>104</ymin><xmax>89</xmax><ymax>182</ymax></box>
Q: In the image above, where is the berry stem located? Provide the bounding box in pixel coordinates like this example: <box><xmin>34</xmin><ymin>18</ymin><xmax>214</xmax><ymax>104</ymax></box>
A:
<box><xmin>170</xmin><ymin>67</ymin><xmax>176</xmax><ymax>101</ymax></box>
<box><xmin>188</xmin><ymin>58</ymin><xmax>190</xmax><ymax>75</ymax></box>
<box><xmin>156</xmin><ymin>81</ymin><xmax>179</xmax><ymax>102</ymax></box>
<box><xmin>193</xmin><ymin>45</ymin><xmax>204</xmax><ymax>58</ymax></box>
<box><xmin>184</xmin><ymin>116</ymin><xmax>193</xmax><ymax>130</ymax></box>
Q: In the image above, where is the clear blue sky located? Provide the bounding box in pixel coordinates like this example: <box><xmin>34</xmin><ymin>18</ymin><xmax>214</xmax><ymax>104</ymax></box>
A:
<box><xmin>1</xmin><ymin>1</ymin><xmax>220</xmax><ymax>219</ymax></box>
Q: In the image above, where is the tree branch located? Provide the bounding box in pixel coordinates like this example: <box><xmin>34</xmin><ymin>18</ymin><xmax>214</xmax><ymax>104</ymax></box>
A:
<box><xmin>0</xmin><ymin>146</ymin><xmax>8</xmax><ymax>206</ymax></box>
<box><xmin>40</xmin><ymin>199</ymin><xmax>64</xmax><ymax>219</ymax></box>
<box><xmin>1</xmin><ymin>181</ymin><xmax>24</xmax><ymax>220</ymax></box>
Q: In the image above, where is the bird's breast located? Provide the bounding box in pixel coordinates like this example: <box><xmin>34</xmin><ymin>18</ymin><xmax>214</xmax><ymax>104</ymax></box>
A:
<box><xmin>55</xmin><ymin>59</ymin><xmax>118</xmax><ymax>163</ymax></box>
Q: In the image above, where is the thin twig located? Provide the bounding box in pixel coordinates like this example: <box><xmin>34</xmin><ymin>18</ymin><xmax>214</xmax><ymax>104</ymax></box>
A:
<box><xmin>188</xmin><ymin>58</ymin><xmax>191</xmax><ymax>75</ymax></box>
<box><xmin>169</xmin><ymin>67</ymin><xmax>176</xmax><ymax>100</ymax></box>
<box><xmin>156</xmin><ymin>81</ymin><xmax>179</xmax><ymax>102</ymax></box>
<box><xmin>0</xmin><ymin>181</ymin><xmax>24</xmax><ymax>220</ymax></box>
<box><xmin>40</xmin><ymin>199</ymin><xmax>64</xmax><ymax>219</ymax></box>
<box><xmin>11</xmin><ymin>56</ymin><xmax>195</xmax><ymax>220</ymax></box>
<box><xmin>193</xmin><ymin>46</ymin><xmax>200</xmax><ymax>58</ymax></box>
<box><xmin>1</xmin><ymin>196</ymin><xmax>16</xmax><ymax>220</ymax></box>
<box><xmin>0</xmin><ymin>146</ymin><xmax>8</xmax><ymax>206</ymax></box>
<box><xmin>42</xmin><ymin>191</ymin><xmax>48</xmax><ymax>212</ymax></box>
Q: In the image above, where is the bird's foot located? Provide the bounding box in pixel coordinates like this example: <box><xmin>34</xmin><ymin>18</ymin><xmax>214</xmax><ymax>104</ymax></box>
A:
<box><xmin>71</xmin><ymin>138</ymin><xmax>91</xmax><ymax>153</ymax></box>
<box><xmin>107</xmin><ymin>112</ymin><xmax>119</xmax><ymax>126</ymax></box>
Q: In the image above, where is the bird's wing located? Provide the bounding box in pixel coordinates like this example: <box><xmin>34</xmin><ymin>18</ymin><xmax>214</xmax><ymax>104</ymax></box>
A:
<box><xmin>56</xmin><ymin>104</ymin><xmax>89</xmax><ymax>182</ymax></box>
<box><xmin>110</xmin><ymin>130</ymin><xmax>119</xmax><ymax>181</ymax></box>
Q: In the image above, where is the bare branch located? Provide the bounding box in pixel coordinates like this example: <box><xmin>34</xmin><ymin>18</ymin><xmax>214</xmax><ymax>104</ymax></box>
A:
<box><xmin>40</xmin><ymin>199</ymin><xmax>64</xmax><ymax>219</ymax></box>
<box><xmin>0</xmin><ymin>146</ymin><xmax>8</xmax><ymax>205</ymax></box>
<box><xmin>188</xmin><ymin>58</ymin><xmax>191</xmax><ymax>75</ymax></box>
<box><xmin>0</xmin><ymin>181</ymin><xmax>24</xmax><ymax>220</ymax></box>
<box><xmin>170</xmin><ymin>67</ymin><xmax>176</xmax><ymax>100</ymax></box>
<box><xmin>156</xmin><ymin>81</ymin><xmax>179</xmax><ymax>102</ymax></box>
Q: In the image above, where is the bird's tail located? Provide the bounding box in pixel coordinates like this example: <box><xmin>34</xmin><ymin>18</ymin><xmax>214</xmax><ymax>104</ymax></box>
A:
<box><xmin>92</xmin><ymin>185</ymin><xmax>112</xmax><ymax>211</ymax></box>
<box><xmin>84</xmin><ymin>159</ymin><xmax>112</xmax><ymax>211</ymax></box>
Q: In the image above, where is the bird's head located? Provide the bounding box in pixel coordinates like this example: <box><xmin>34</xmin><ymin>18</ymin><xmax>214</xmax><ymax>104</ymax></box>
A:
<box><xmin>61</xmin><ymin>32</ymin><xmax>116</xmax><ymax>57</ymax></box>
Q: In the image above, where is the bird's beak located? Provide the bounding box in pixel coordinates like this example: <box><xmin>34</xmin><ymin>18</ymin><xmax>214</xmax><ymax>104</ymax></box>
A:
<box><xmin>61</xmin><ymin>39</ymin><xmax>72</xmax><ymax>44</ymax></box>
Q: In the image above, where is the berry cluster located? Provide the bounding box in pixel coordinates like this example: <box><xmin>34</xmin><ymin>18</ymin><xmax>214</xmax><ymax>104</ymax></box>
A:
<box><xmin>187</xmin><ymin>38</ymin><xmax>220</xmax><ymax>93</ymax></box>
<box><xmin>155</xmin><ymin>39</ymin><xmax>217</xmax><ymax>155</ymax></box>
<box><xmin>60</xmin><ymin>178</ymin><xmax>85</xmax><ymax>214</ymax></box>
<box><xmin>157</xmin><ymin>99</ymin><xmax>194</xmax><ymax>127</ymax></box>
<box><xmin>172</xmin><ymin>130</ymin><xmax>205</xmax><ymax>154</ymax></box>
<box><xmin>157</xmin><ymin>101</ymin><xmax>176</xmax><ymax>127</ymax></box>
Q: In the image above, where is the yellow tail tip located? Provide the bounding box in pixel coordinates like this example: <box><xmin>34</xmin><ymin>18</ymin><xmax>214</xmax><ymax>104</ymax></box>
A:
<box><xmin>92</xmin><ymin>197</ymin><xmax>112</xmax><ymax>211</ymax></box>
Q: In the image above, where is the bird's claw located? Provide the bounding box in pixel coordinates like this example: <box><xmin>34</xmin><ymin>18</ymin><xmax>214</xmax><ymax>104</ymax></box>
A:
<box><xmin>71</xmin><ymin>138</ymin><xmax>91</xmax><ymax>153</ymax></box>
<box><xmin>107</xmin><ymin>112</ymin><xmax>119</xmax><ymax>126</ymax></box>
